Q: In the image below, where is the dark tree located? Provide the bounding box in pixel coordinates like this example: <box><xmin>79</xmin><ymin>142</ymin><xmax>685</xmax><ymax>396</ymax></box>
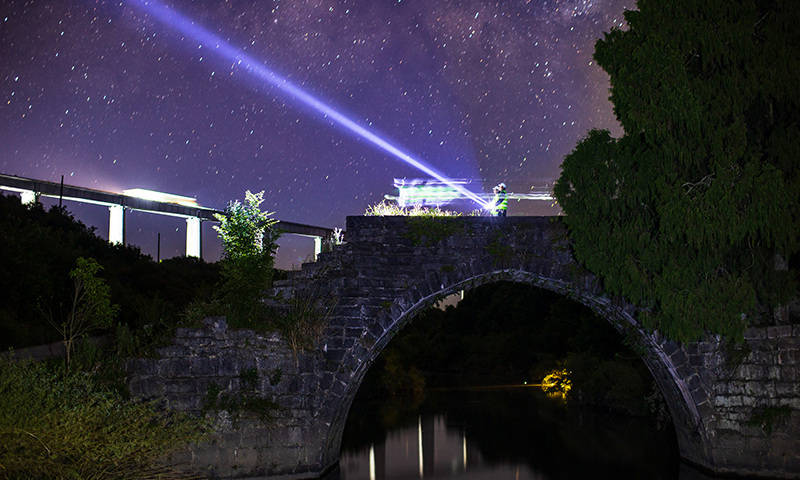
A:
<box><xmin>554</xmin><ymin>0</ymin><xmax>799</xmax><ymax>342</ymax></box>
<box><xmin>0</xmin><ymin>193</ymin><xmax>220</xmax><ymax>350</ymax></box>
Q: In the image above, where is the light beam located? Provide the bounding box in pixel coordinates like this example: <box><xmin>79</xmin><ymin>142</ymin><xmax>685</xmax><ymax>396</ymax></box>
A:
<box><xmin>128</xmin><ymin>0</ymin><xmax>490</xmax><ymax>209</ymax></box>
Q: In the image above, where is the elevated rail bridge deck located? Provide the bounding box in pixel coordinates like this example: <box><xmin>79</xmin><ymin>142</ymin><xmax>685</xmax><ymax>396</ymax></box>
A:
<box><xmin>0</xmin><ymin>173</ymin><xmax>334</xmax><ymax>258</ymax></box>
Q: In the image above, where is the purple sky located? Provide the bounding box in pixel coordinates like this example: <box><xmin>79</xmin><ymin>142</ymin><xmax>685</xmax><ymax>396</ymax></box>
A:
<box><xmin>1</xmin><ymin>0</ymin><xmax>632</xmax><ymax>268</ymax></box>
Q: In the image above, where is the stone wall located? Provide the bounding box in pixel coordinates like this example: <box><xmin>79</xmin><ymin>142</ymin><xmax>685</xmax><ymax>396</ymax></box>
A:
<box><xmin>126</xmin><ymin>317</ymin><xmax>330</xmax><ymax>479</ymax></box>
<box><xmin>673</xmin><ymin>325</ymin><xmax>800</xmax><ymax>476</ymax></box>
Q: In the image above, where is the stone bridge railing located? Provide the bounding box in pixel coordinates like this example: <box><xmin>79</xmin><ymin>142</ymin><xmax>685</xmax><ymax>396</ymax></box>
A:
<box><xmin>126</xmin><ymin>216</ymin><xmax>800</xmax><ymax>479</ymax></box>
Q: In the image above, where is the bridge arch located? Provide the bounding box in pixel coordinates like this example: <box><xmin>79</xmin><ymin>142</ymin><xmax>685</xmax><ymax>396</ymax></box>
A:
<box><xmin>125</xmin><ymin>215</ymin><xmax>799</xmax><ymax>479</ymax></box>
<box><xmin>318</xmin><ymin>264</ymin><xmax>709</xmax><ymax>473</ymax></box>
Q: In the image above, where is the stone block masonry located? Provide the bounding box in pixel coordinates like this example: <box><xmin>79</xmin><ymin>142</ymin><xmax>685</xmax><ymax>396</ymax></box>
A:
<box><xmin>651</xmin><ymin>326</ymin><xmax>800</xmax><ymax>477</ymax></box>
<box><xmin>126</xmin><ymin>317</ymin><xmax>332</xmax><ymax>479</ymax></box>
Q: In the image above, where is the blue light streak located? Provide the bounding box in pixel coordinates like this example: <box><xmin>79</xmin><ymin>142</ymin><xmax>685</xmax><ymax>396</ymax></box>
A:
<box><xmin>129</xmin><ymin>0</ymin><xmax>490</xmax><ymax>209</ymax></box>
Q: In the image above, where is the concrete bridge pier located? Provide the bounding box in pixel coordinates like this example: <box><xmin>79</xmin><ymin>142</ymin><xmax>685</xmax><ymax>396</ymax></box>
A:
<box><xmin>108</xmin><ymin>204</ymin><xmax>125</xmax><ymax>245</ymax></box>
<box><xmin>106</xmin><ymin>205</ymin><xmax>204</xmax><ymax>258</ymax></box>
<box><xmin>185</xmin><ymin>216</ymin><xmax>202</xmax><ymax>258</ymax></box>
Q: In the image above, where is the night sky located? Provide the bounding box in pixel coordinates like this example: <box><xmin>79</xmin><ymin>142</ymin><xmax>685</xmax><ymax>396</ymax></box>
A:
<box><xmin>1</xmin><ymin>0</ymin><xmax>632</xmax><ymax>268</ymax></box>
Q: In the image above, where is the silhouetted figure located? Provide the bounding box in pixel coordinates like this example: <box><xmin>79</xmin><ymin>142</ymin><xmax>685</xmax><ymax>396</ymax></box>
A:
<box><xmin>492</xmin><ymin>183</ymin><xmax>507</xmax><ymax>217</ymax></box>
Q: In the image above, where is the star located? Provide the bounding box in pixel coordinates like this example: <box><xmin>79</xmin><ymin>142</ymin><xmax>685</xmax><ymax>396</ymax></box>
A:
<box><xmin>0</xmin><ymin>0</ymin><xmax>634</xmax><ymax>268</ymax></box>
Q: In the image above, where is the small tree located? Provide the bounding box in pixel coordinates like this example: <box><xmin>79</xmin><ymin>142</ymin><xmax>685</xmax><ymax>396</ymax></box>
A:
<box><xmin>213</xmin><ymin>190</ymin><xmax>280</xmax><ymax>326</ymax></box>
<box><xmin>45</xmin><ymin>257</ymin><xmax>118</xmax><ymax>367</ymax></box>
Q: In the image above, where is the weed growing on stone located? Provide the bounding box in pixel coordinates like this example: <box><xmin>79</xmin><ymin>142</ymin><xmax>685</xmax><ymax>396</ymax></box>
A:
<box><xmin>747</xmin><ymin>404</ymin><xmax>793</xmax><ymax>434</ymax></box>
<box><xmin>439</xmin><ymin>264</ymin><xmax>456</xmax><ymax>273</ymax></box>
<box><xmin>405</xmin><ymin>216</ymin><xmax>467</xmax><ymax>247</ymax></box>
<box><xmin>644</xmin><ymin>381</ymin><xmax>672</xmax><ymax>430</ymax></box>
<box><xmin>363</xmin><ymin>200</ymin><xmax>467</xmax><ymax>246</ymax></box>
<box><xmin>203</xmin><ymin>382</ymin><xmax>281</xmax><ymax>428</ymax></box>
<box><xmin>321</xmin><ymin>227</ymin><xmax>346</xmax><ymax>253</ymax></box>
<box><xmin>268</xmin><ymin>367</ymin><xmax>282</xmax><ymax>386</ymax></box>
<box><xmin>279</xmin><ymin>289</ymin><xmax>337</xmax><ymax>362</ymax></box>
<box><xmin>364</xmin><ymin>200</ymin><xmax>461</xmax><ymax>218</ymax></box>
<box><xmin>380</xmin><ymin>300</ymin><xmax>394</xmax><ymax>311</ymax></box>
<box><xmin>486</xmin><ymin>231</ymin><xmax>514</xmax><ymax>267</ymax></box>
<box><xmin>239</xmin><ymin>367</ymin><xmax>259</xmax><ymax>391</ymax></box>
<box><xmin>720</xmin><ymin>339</ymin><xmax>752</xmax><ymax>376</ymax></box>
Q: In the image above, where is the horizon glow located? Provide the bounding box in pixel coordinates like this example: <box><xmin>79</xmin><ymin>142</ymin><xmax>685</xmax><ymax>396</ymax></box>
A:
<box><xmin>128</xmin><ymin>0</ymin><xmax>491</xmax><ymax>210</ymax></box>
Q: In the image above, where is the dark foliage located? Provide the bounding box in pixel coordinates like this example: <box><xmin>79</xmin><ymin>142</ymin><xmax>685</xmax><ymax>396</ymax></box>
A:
<box><xmin>0</xmin><ymin>193</ymin><xmax>220</xmax><ymax>350</ymax></box>
<box><xmin>365</xmin><ymin>282</ymin><xmax>656</xmax><ymax>415</ymax></box>
<box><xmin>555</xmin><ymin>0</ymin><xmax>799</xmax><ymax>342</ymax></box>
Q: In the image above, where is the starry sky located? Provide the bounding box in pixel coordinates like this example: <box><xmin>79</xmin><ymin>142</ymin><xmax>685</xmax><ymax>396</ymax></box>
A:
<box><xmin>1</xmin><ymin>0</ymin><xmax>633</xmax><ymax>268</ymax></box>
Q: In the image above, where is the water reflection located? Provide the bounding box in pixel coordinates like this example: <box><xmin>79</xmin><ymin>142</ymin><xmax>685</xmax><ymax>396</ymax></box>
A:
<box><xmin>340</xmin><ymin>414</ymin><xmax>546</xmax><ymax>479</ymax></box>
<box><xmin>331</xmin><ymin>386</ymin><xmax>684</xmax><ymax>480</ymax></box>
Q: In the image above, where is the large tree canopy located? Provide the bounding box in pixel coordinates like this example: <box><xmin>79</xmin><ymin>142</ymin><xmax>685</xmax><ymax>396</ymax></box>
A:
<box><xmin>554</xmin><ymin>0</ymin><xmax>799</xmax><ymax>342</ymax></box>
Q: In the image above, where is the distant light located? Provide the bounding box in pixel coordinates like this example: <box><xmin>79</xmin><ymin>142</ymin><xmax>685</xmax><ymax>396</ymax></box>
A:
<box><xmin>388</xmin><ymin>178</ymin><xmax>554</xmax><ymax>207</ymax></box>
<box><xmin>369</xmin><ymin>445</ymin><xmax>376</xmax><ymax>480</ymax></box>
<box><xmin>123</xmin><ymin>188</ymin><xmax>198</xmax><ymax>206</ymax></box>
<box><xmin>394</xmin><ymin>178</ymin><xmax>464</xmax><ymax>207</ymax></box>
<box><xmin>541</xmin><ymin>369</ymin><xmax>572</xmax><ymax>399</ymax></box>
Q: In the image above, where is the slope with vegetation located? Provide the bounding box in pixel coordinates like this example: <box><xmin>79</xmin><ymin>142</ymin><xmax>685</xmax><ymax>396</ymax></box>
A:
<box><xmin>0</xmin><ymin>193</ymin><xmax>220</xmax><ymax>352</ymax></box>
<box><xmin>0</xmin><ymin>193</ymin><xmax>224</xmax><ymax>478</ymax></box>
<box><xmin>0</xmin><ymin>356</ymin><xmax>204</xmax><ymax>479</ymax></box>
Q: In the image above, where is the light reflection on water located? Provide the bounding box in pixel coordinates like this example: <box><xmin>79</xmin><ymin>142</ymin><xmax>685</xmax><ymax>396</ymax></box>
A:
<box><xmin>340</xmin><ymin>414</ymin><xmax>546</xmax><ymax>480</ymax></box>
<box><xmin>331</xmin><ymin>386</ymin><xmax>685</xmax><ymax>480</ymax></box>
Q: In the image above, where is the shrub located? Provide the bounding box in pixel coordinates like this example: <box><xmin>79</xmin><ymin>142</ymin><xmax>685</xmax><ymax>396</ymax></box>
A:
<box><xmin>212</xmin><ymin>190</ymin><xmax>280</xmax><ymax>328</ymax></box>
<box><xmin>0</xmin><ymin>358</ymin><xmax>204</xmax><ymax>479</ymax></box>
<box><xmin>40</xmin><ymin>257</ymin><xmax>119</xmax><ymax>368</ymax></box>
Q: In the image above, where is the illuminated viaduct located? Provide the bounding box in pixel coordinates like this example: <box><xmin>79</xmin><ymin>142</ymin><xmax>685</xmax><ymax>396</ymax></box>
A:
<box><xmin>0</xmin><ymin>173</ymin><xmax>334</xmax><ymax>259</ymax></box>
<box><xmin>124</xmin><ymin>215</ymin><xmax>800</xmax><ymax>479</ymax></box>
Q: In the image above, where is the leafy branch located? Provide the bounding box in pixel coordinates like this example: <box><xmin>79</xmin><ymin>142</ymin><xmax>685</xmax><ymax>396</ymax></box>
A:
<box><xmin>40</xmin><ymin>257</ymin><xmax>118</xmax><ymax>368</ymax></box>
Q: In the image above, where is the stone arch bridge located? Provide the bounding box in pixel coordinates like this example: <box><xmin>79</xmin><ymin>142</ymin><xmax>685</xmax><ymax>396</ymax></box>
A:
<box><xmin>126</xmin><ymin>216</ymin><xmax>800</xmax><ymax>479</ymax></box>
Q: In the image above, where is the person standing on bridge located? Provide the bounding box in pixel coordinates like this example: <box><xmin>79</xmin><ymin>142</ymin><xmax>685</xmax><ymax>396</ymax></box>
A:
<box><xmin>492</xmin><ymin>183</ymin><xmax>507</xmax><ymax>217</ymax></box>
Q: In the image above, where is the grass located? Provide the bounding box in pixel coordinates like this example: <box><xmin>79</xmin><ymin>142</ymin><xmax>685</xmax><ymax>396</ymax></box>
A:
<box><xmin>0</xmin><ymin>356</ymin><xmax>205</xmax><ymax>479</ymax></box>
<box><xmin>365</xmin><ymin>200</ymin><xmax>463</xmax><ymax>217</ymax></box>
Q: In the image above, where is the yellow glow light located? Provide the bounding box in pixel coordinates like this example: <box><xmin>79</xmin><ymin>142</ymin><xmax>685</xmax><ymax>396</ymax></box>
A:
<box><xmin>541</xmin><ymin>369</ymin><xmax>572</xmax><ymax>397</ymax></box>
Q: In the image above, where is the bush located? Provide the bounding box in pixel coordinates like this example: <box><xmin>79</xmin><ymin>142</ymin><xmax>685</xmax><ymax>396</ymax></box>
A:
<box><xmin>212</xmin><ymin>190</ymin><xmax>280</xmax><ymax>328</ymax></box>
<box><xmin>0</xmin><ymin>194</ymin><xmax>221</xmax><ymax>352</ymax></box>
<box><xmin>0</xmin><ymin>358</ymin><xmax>204</xmax><ymax>479</ymax></box>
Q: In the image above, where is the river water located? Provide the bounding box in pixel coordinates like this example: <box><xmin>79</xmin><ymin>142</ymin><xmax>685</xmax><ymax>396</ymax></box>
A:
<box><xmin>323</xmin><ymin>385</ymin><xmax>703</xmax><ymax>480</ymax></box>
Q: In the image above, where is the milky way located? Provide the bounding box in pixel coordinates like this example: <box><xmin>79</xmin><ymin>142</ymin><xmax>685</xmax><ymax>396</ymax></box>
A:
<box><xmin>1</xmin><ymin>0</ymin><xmax>634</xmax><ymax>267</ymax></box>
